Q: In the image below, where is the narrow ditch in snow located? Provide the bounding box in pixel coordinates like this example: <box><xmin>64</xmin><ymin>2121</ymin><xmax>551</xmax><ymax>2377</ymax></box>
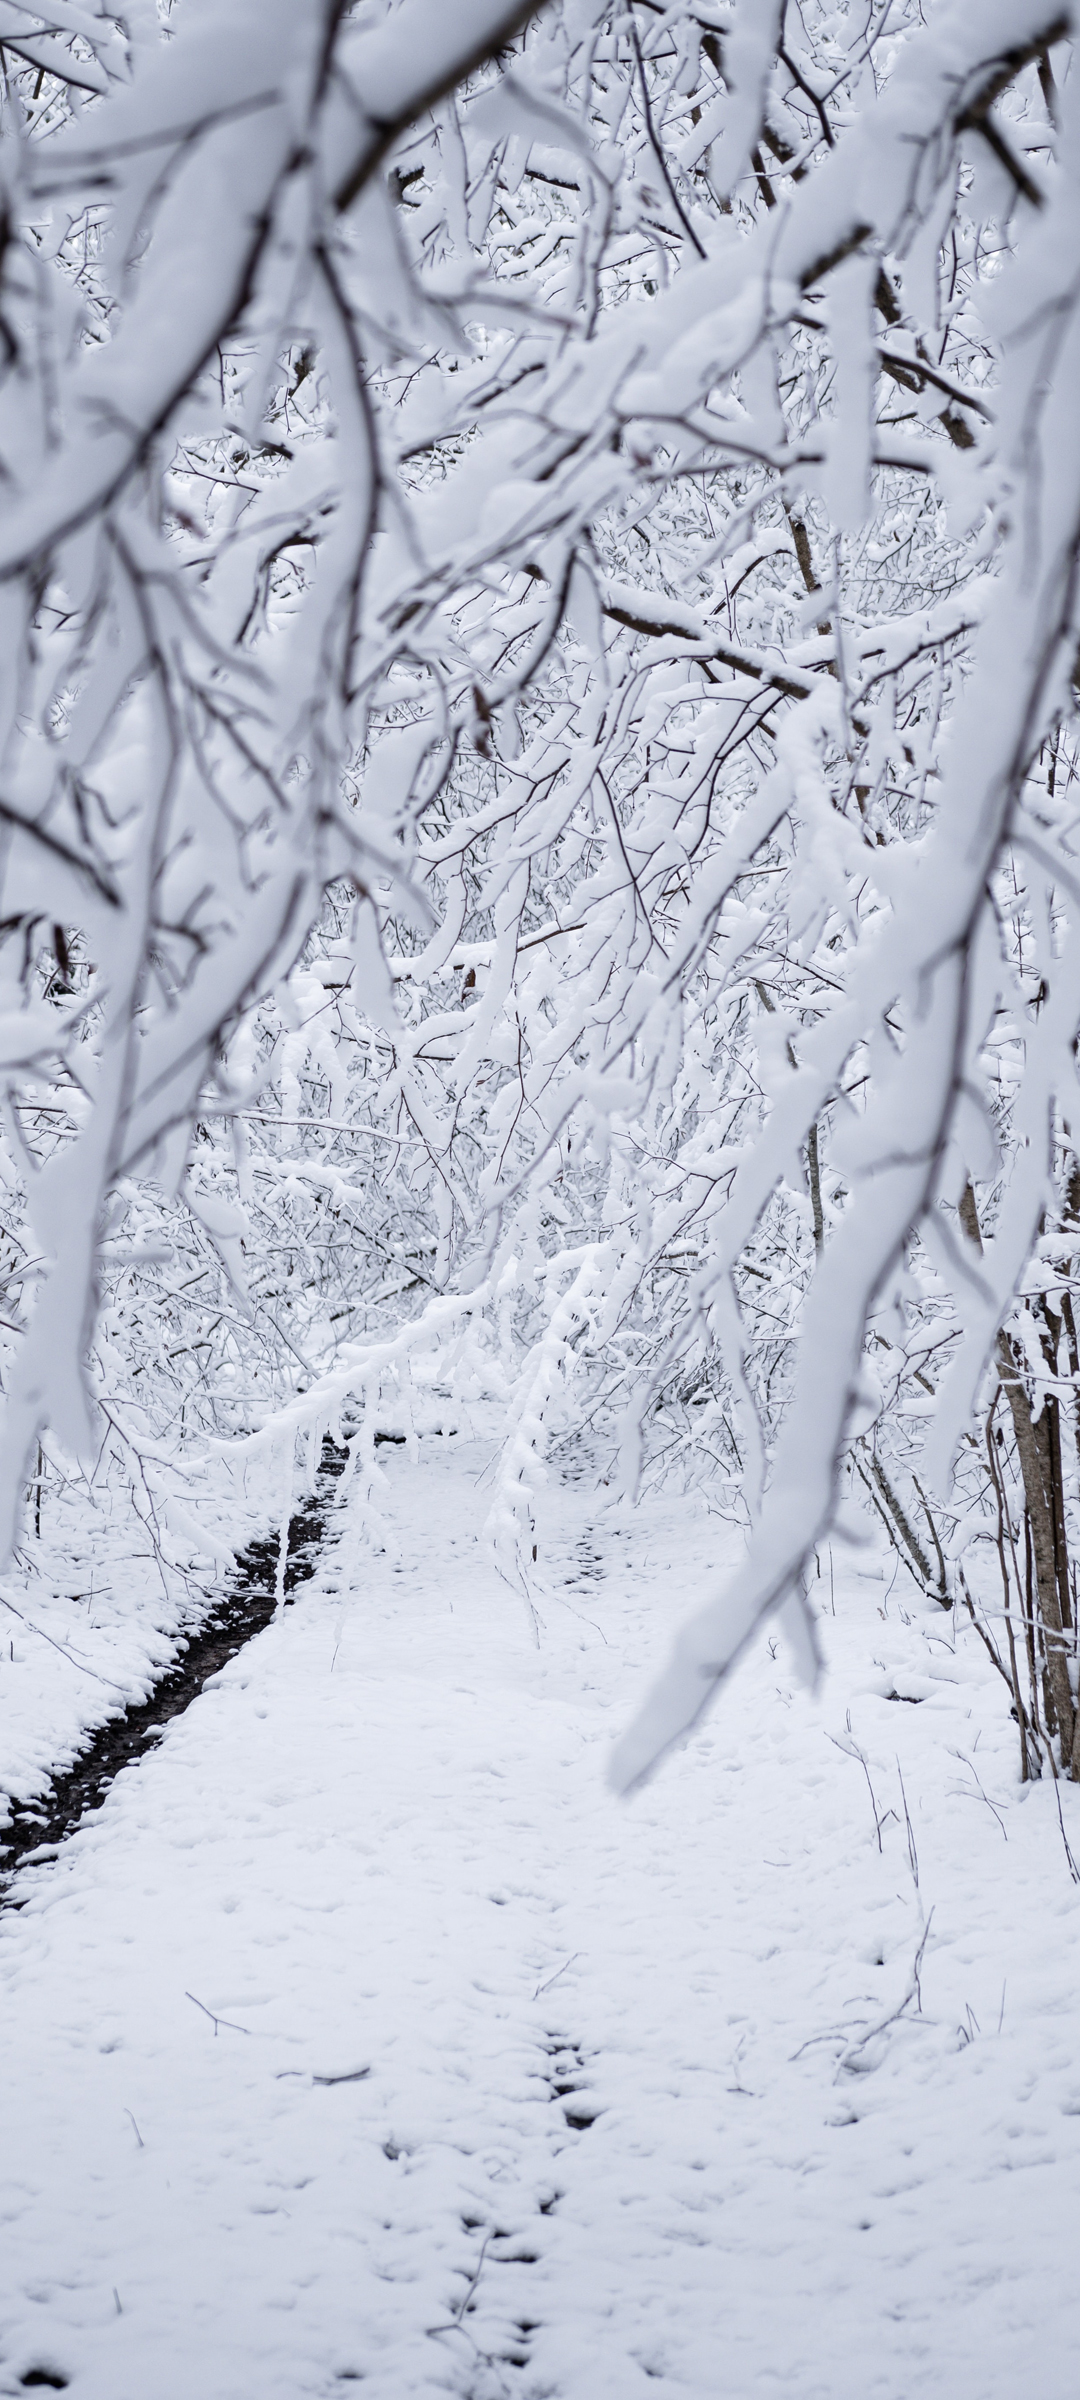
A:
<box><xmin>0</xmin><ymin>1432</ymin><xmax>362</xmax><ymax>1902</ymax></box>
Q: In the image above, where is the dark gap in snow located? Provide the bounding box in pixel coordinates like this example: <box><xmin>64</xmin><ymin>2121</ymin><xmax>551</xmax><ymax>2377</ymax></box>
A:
<box><xmin>543</xmin><ymin>2034</ymin><xmax>592</xmax><ymax>2123</ymax></box>
<box><xmin>0</xmin><ymin>1436</ymin><xmax>349</xmax><ymax>1903</ymax></box>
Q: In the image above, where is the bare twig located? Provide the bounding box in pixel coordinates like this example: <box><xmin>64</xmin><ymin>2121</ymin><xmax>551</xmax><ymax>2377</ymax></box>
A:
<box><xmin>827</xmin><ymin>1718</ymin><xmax>896</xmax><ymax>1852</ymax></box>
<box><xmin>185</xmin><ymin>1991</ymin><xmax>251</xmax><ymax>2038</ymax></box>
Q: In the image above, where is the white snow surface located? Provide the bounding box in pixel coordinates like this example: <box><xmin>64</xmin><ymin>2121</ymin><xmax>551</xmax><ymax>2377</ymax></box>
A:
<box><xmin>3</xmin><ymin>1434</ymin><xmax>1080</xmax><ymax>2399</ymax></box>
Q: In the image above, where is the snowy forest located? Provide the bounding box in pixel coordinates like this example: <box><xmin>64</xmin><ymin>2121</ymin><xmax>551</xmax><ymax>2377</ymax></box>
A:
<box><xmin>3</xmin><ymin>4</ymin><xmax>1080</xmax><ymax>2395</ymax></box>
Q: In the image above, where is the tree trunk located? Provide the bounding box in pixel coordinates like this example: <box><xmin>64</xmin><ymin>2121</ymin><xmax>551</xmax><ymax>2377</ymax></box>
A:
<box><xmin>996</xmin><ymin>1332</ymin><xmax>1076</xmax><ymax>1766</ymax></box>
<box><xmin>960</xmin><ymin>1184</ymin><xmax>1077</xmax><ymax>1771</ymax></box>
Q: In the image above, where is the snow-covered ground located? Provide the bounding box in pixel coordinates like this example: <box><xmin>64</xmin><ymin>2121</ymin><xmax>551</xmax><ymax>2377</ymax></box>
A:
<box><xmin>3</xmin><ymin>1435</ymin><xmax>1080</xmax><ymax>2399</ymax></box>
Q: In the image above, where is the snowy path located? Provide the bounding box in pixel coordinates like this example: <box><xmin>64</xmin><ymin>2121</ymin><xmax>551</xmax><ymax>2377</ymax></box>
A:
<box><xmin>3</xmin><ymin>1438</ymin><xmax>1080</xmax><ymax>2399</ymax></box>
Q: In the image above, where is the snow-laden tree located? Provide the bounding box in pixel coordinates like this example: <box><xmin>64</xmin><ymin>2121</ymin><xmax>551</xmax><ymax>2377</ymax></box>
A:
<box><xmin>4</xmin><ymin>0</ymin><xmax>1080</xmax><ymax>1779</ymax></box>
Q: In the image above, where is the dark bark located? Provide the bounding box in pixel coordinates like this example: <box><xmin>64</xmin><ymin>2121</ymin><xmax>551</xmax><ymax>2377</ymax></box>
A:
<box><xmin>961</xmin><ymin>1182</ymin><xmax>1077</xmax><ymax>1770</ymax></box>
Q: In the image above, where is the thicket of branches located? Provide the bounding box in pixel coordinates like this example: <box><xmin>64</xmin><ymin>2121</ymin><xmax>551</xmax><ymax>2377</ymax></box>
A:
<box><xmin>3</xmin><ymin>0</ymin><xmax>1080</xmax><ymax>1784</ymax></box>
